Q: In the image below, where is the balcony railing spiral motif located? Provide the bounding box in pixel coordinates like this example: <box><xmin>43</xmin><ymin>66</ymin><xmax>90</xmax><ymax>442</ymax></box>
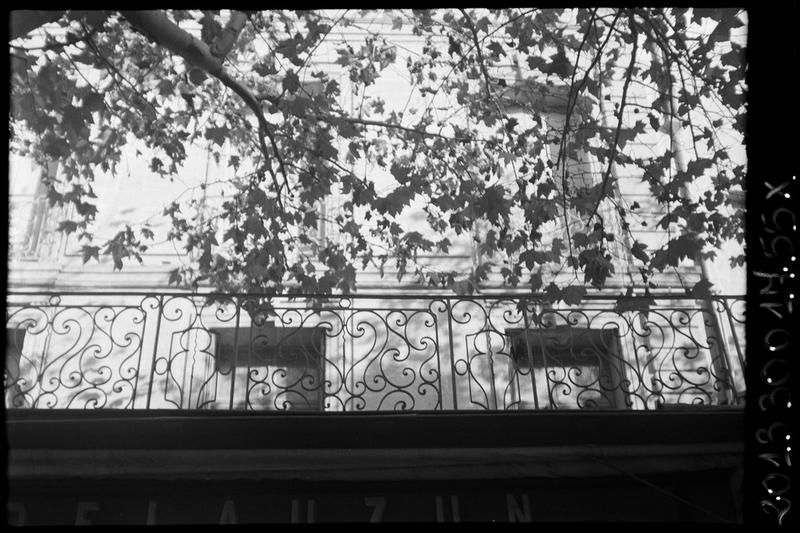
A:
<box><xmin>4</xmin><ymin>292</ymin><xmax>745</xmax><ymax>411</ymax></box>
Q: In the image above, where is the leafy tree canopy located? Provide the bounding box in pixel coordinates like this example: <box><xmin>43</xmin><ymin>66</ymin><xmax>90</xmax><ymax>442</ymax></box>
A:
<box><xmin>9</xmin><ymin>9</ymin><xmax>746</xmax><ymax>302</ymax></box>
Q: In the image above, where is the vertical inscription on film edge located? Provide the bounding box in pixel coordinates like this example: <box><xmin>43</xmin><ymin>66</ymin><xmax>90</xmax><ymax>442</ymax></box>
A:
<box><xmin>754</xmin><ymin>177</ymin><xmax>795</xmax><ymax>525</ymax></box>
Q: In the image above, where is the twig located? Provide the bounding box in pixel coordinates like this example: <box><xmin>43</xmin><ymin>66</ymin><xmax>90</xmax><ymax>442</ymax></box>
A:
<box><xmin>458</xmin><ymin>8</ymin><xmax>494</xmax><ymax>101</ymax></box>
<box><xmin>555</xmin><ymin>8</ymin><xmax>598</xmax><ymax>279</ymax></box>
<box><xmin>81</xmin><ymin>24</ymin><xmax>166</xmax><ymax>122</ymax></box>
<box><xmin>328</xmin><ymin>116</ymin><xmax>475</xmax><ymax>144</ymax></box>
<box><xmin>556</xmin><ymin>8</ymin><xmax>598</xmax><ymax>173</ymax></box>
<box><xmin>413</xmin><ymin>8</ymin><xmax>538</xmax><ymax>122</ymax></box>
<box><xmin>557</xmin><ymin>9</ymin><xmax>621</xmax><ymax>173</ymax></box>
<box><xmin>587</xmin><ymin>10</ymin><xmax>638</xmax><ymax>225</ymax></box>
<box><xmin>120</xmin><ymin>10</ymin><xmax>292</xmax><ymax>199</ymax></box>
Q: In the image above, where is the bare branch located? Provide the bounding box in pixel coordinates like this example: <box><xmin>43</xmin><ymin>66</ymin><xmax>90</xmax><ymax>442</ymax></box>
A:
<box><xmin>674</xmin><ymin>61</ymin><xmax>701</xmax><ymax>161</ymax></box>
<box><xmin>324</xmin><ymin>116</ymin><xmax>476</xmax><ymax>144</ymax></box>
<box><xmin>252</xmin><ymin>99</ymin><xmax>487</xmax><ymax>144</ymax></box>
<box><xmin>458</xmin><ymin>8</ymin><xmax>495</xmax><ymax>101</ymax></box>
<box><xmin>587</xmin><ymin>10</ymin><xmax>638</xmax><ymax>225</ymax></box>
<box><xmin>556</xmin><ymin>8</ymin><xmax>599</xmax><ymax>172</ymax></box>
<box><xmin>557</xmin><ymin>9</ymin><xmax>621</xmax><ymax>173</ymax></box>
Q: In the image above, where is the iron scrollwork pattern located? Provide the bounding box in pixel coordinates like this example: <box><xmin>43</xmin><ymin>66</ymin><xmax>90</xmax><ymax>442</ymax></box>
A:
<box><xmin>5</xmin><ymin>295</ymin><xmax>146</xmax><ymax>409</ymax></box>
<box><xmin>6</xmin><ymin>292</ymin><xmax>744</xmax><ymax>413</ymax></box>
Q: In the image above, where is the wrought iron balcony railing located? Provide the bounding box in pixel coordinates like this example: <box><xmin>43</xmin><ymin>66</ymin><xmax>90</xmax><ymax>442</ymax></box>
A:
<box><xmin>4</xmin><ymin>292</ymin><xmax>745</xmax><ymax>412</ymax></box>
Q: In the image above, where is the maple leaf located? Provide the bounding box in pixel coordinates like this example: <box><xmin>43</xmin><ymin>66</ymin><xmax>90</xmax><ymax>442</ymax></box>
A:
<box><xmin>83</xmin><ymin>92</ymin><xmax>106</xmax><ymax>114</ymax></box>
<box><xmin>168</xmin><ymin>268</ymin><xmax>182</xmax><ymax>286</ymax></box>
<box><xmin>729</xmin><ymin>254</ymin><xmax>746</xmax><ymax>268</ymax></box>
<box><xmin>529</xmin><ymin>271</ymin><xmax>543</xmax><ymax>291</ymax></box>
<box><xmin>690</xmin><ymin>277</ymin><xmax>714</xmax><ymax>299</ymax></box>
<box><xmin>155</xmin><ymin>79</ymin><xmax>174</xmax><ymax>97</ymax></box>
<box><xmin>631</xmin><ymin>241</ymin><xmax>649</xmax><ymax>263</ymax></box>
<box><xmin>74</xmin><ymin>201</ymin><xmax>98</xmax><ymax>219</ymax></box>
<box><xmin>487</xmin><ymin>41</ymin><xmax>506</xmax><ymax>58</ymax></box>
<box><xmin>188</xmin><ymin>68</ymin><xmax>207</xmax><ymax>86</ymax></box>
<box><xmin>57</xmin><ymin>220</ymin><xmax>79</xmax><ymax>234</ymax></box>
<box><xmin>478</xmin><ymin>185</ymin><xmax>509</xmax><ymax>225</ymax></box>
<box><xmin>572</xmin><ymin>232</ymin><xmax>589</xmax><ymax>248</ymax></box>
<box><xmin>200</xmin><ymin>13</ymin><xmax>222</xmax><ymax>44</ymax></box>
<box><xmin>282</xmin><ymin>70</ymin><xmax>301</xmax><ymax>94</ymax></box>
<box><xmin>61</xmin><ymin>105</ymin><xmax>86</xmax><ymax>135</ymax></box>
<box><xmin>81</xmin><ymin>245</ymin><xmax>100</xmax><ymax>264</ymax></box>
<box><xmin>475</xmin><ymin>16</ymin><xmax>491</xmax><ymax>34</ymax></box>
<box><xmin>336</xmin><ymin>119</ymin><xmax>359</xmax><ymax>138</ymax></box>
<box><xmin>542</xmin><ymin>46</ymin><xmax>571</xmax><ymax>78</ymax></box>
<box><xmin>543</xmin><ymin>282</ymin><xmax>562</xmax><ymax>304</ymax></box>
<box><xmin>562</xmin><ymin>285</ymin><xmax>587</xmax><ymax>306</ymax></box>
<box><xmin>204</xmin><ymin>126</ymin><xmax>228</xmax><ymax>147</ymax></box>
<box><xmin>652</xmin><ymin>235</ymin><xmax>704</xmax><ymax>271</ymax></box>
<box><xmin>519</xmin><ymin>249</ymin><xmax>550</xmax><ymax>269</ymax></box>
<box><xmin>614</xmin><ymin>291</ymin><xmax>656</xmax><ymax>315</ymax></box>
<box><xmin>374</xmin><ymin>186</ymin><xmax>416</xmax><ymax>216</ymax></box>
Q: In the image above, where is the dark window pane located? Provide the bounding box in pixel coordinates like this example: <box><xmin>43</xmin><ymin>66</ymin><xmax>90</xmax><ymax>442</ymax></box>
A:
<box><xmin>508</xmin><ymin>327</ymin><xmax>623</xmax><ymax>410</ymax></box>
<box><xmin>213</xmin><ymin>324</ymin><xmax>325</xmax><ymax>412</ymax></box>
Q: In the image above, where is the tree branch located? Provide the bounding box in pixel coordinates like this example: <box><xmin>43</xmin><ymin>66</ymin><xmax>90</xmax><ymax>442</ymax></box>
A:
<box><xmin>555</xmin><ymin>8</ymin><xmax>598</xmax><ymax>279</ymax></box>
<box><xmin>81</xmin><ymin>25</ymin><xmax>165</xmax><ymax>121</ymax></box>
<box><xmin>325</xmin><ymin>116</ymin><xmax>476</xmax><ymax>144</ymax></box>
<box><xmin>120</xmin><ymin>10</ymin><xmax>290</xmax><ymax>200</ymax></box>
<box><xmin>121</xmin><ymin>11</ymin><xmax>223</xmax><ymax>73</ymax></box>
<box><xmin>587</xmin><ymin>10</ymin><xmax>638</xmax><ymax>225</ymax></box>
<box><xmin>453</xmin><ymin>11</ymin><xmax>522</xmax><ymax>189</ymax></box>
<box><xmin>458</xmin><ymin>8</ymin><xmax>495</xmax><ymax>101</ymax></box>
<box><xmin>674</xmin><ymin>61</ymin><xmax>702</xmax><ymax>161</ymax></box>
<box><xmin>556</xmin><ymin>8</ymin><xmax>599</xmax><ymax>172</ymax></box>
<box><xmin>557</xmin><ymin>9</ymin><xmax>620</xmax><ymax>173</ymax></box>
<box><xmin>251</xmin><ymin>99</ymin><xmax>488</xmax><ymax>144</ymax></box>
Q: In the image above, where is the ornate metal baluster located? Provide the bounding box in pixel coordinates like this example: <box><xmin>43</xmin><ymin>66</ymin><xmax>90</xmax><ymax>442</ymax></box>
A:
<box><xmin>520</xmin><ymin>304</ymin><xmax>540</xmax><ymax>411</ymax></box>
<box><xmin>634</xmin><ymin>305</ymin><xmax>660</xmax><ymax>409</ymax></box>
<box><xmin>445</xmin><ymin>299</ymin><xmax>458</xmax><ymax>411</ymax></box>
<box><xmin>700</xmin><ymin>297</ymin><xmax>737</xmax><ymax>404</ymax></box>
<box><xmin>433</xmin><ymin>311</ymin><xmax>443</xmax><ymax>411</ymax></box>
<box><xmin>130</xmin><ymin>300</ymin><xmax>148</xmax><ymax>410</ymax></box>
<box><xmin>145</xmin><ymin>295</ymin><xmax>164</xmax><ymax>410</ymax></box>
<box><xmin>721</xmin><ymin>297</ymin><xmax>746</xmax><ymax>402</ymax></box>
<box><xmin>535</xmin><ymin>308</ymin><xmax>556</xmax><ymax>409</ymax></box>
<box><xmin>485</xmin><ymin>326</ymin><xmax>498</xmax><ymax>411</ymax></box>
<box><xmin>228</xmin><ymin>298</ymin><xmax>242</xmax><ymax>410</ymax></box>
<box><xmin>32</xmin><ymin>297</ymin><xmax>58</xmax><ymax>408</ymax></box>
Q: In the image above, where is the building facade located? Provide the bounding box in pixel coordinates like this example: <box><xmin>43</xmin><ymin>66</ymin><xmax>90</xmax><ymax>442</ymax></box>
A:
<box><xmin>6</xmin><ymin>11</ymin><xmax>746</xmax><ymax>524</ymax></box>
